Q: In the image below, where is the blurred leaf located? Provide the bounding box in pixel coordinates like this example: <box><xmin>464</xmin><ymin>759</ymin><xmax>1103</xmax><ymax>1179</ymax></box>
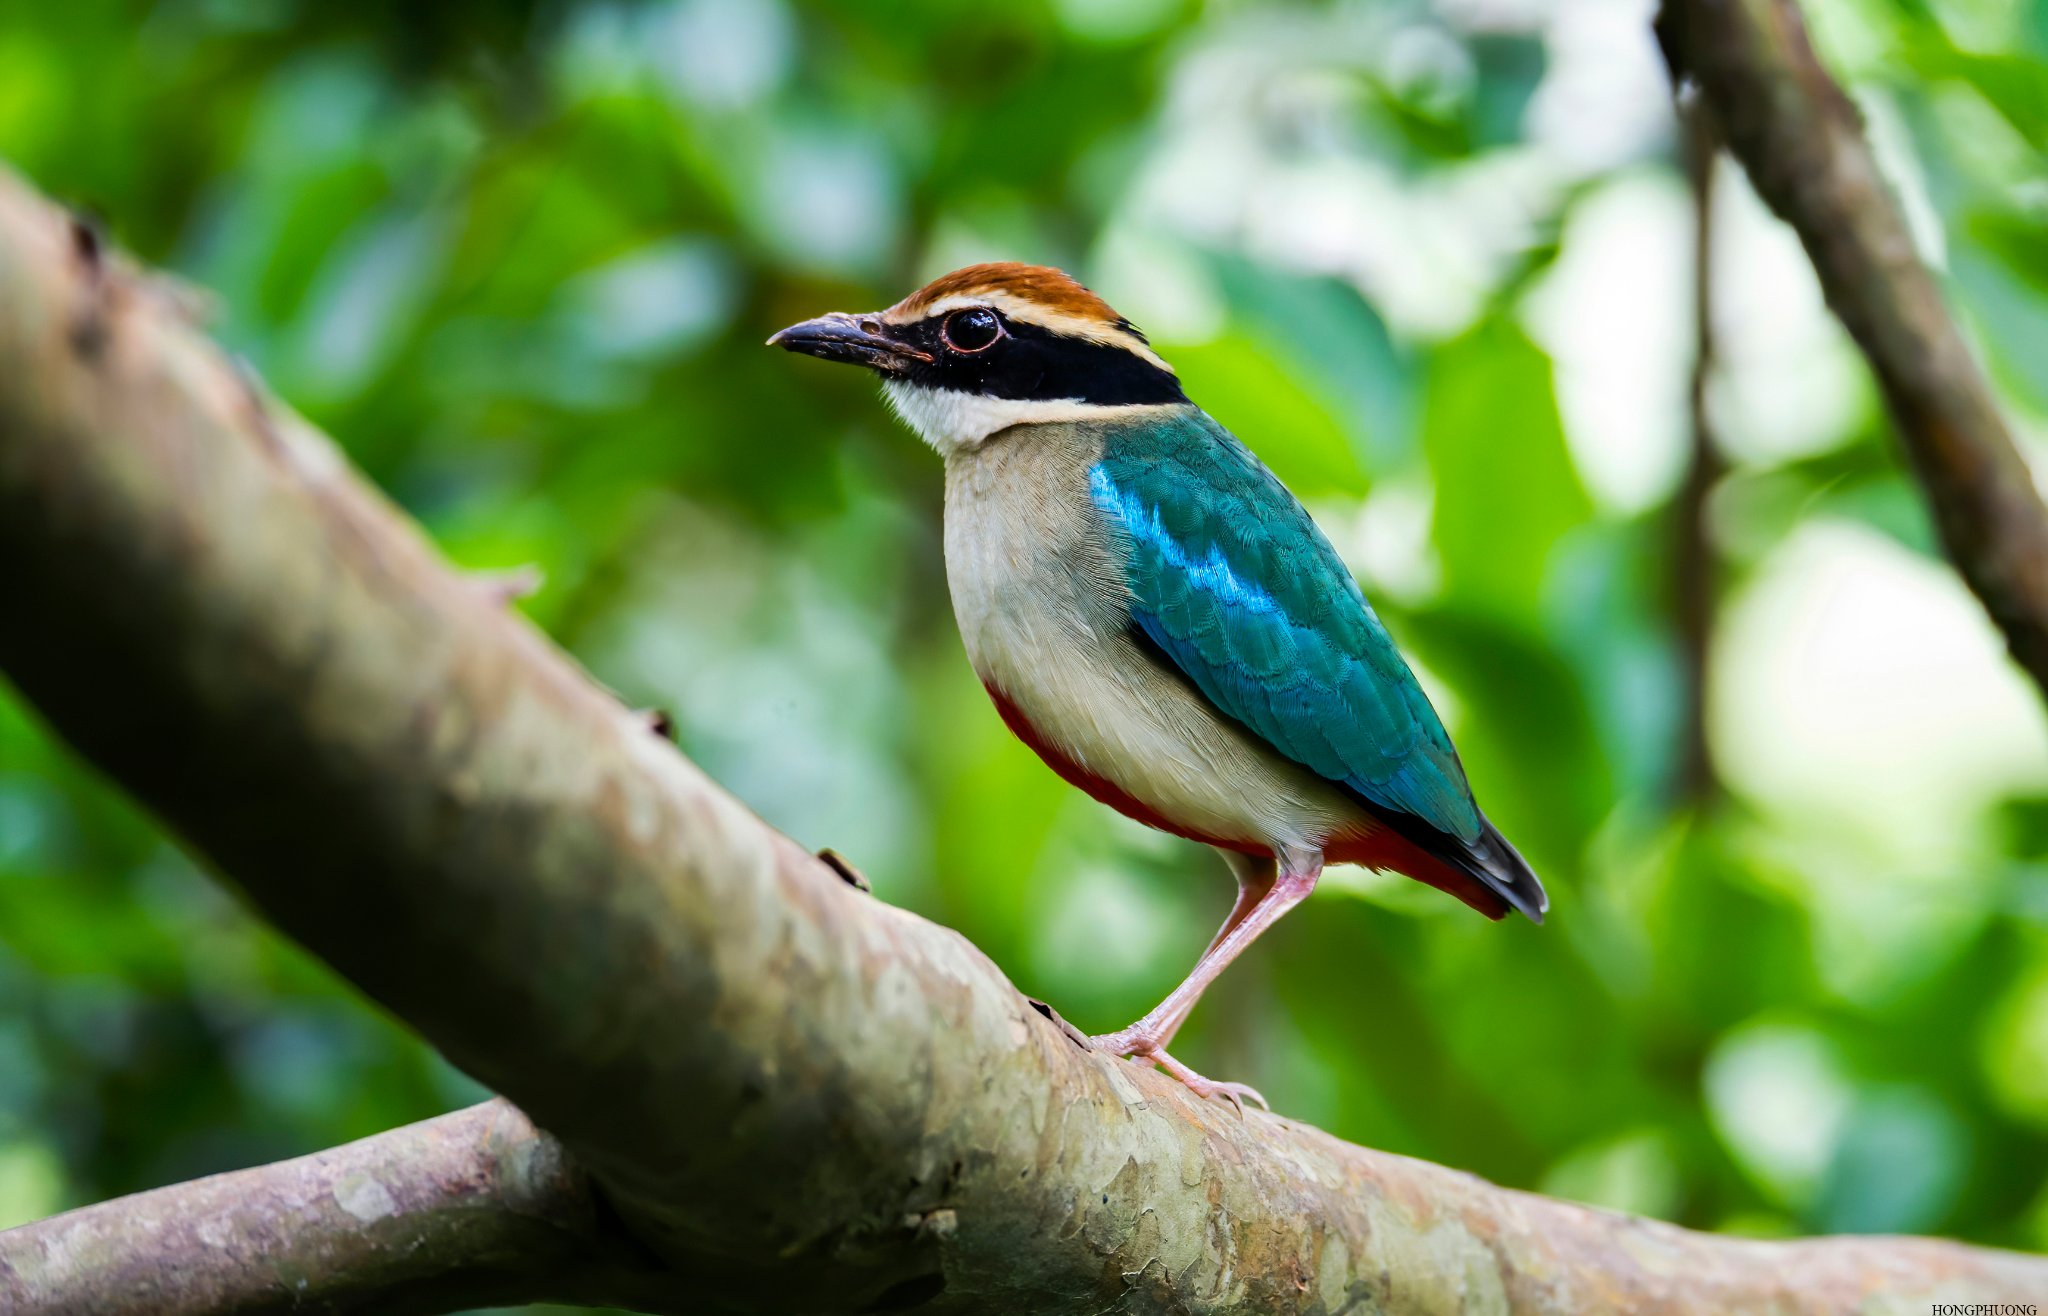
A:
<box><xmin>1909</xmin><ymin>43</ymin><xmax>2048</xmax><ymax>153</ymax></box>
<box><xmin>1814</xmin><ymin>1086</ymin><xmax>1968</xmax><ymax>1234</ymax></box>
<box><xmin>1471</xmin><ymin>36</ymin><xmax>1545</xmax><ymax>151</ymax></box>
<box><xmin>1422</xmin><ymin>317</ymin><xmax>1593</xmax><ymax>625</ymax></box>
<box><xmin>1208</xmin><ymin>256</ymin><xmax>1416</xmax><ymax>468</ymax></box>
<box><xmin>1969</xmin><ymin>208</ymin><xmax>2048</xmax><ymax>298</ymax></box>
<box><xmin>1541</xmin><ymin>1128</ymin><xmax>1682</xmax><ymax>1218</ymax></box>
<box><xmin>0</xmin><ymin>1139</ymin><xmax>65</xmax><ymax>1230</ymax></box>
<box><xmin>1167</xmin><ymin>333</ymin><xmax>1365</xmax><ymax>498</ymax></box>
<box><xmin>1399</xmin><ymin>610</ymin><xmax>1608</xmax><ymax>862</ymax></box>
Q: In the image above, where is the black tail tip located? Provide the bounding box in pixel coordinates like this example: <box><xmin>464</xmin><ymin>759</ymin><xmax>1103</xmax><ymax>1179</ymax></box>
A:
<box><xmin>1475</xmin><ymin>818</ymin><xmax>1547</xmax><ymax>925</ymax></box>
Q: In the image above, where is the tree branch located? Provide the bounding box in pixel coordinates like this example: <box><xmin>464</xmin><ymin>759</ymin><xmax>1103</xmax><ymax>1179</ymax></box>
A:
<box><xmin>0</xmin><ymin>1101</ymin><xmax>675</xmax><ymax>1316</ymax></box>
<box><xmin>1672</xmin><ymin>97</ymin><xmax>1725</xmax><ymax>805</ymax></box>
<box><xmin>1660</xmin><ymin>0</ymin><xmax>2048</xmax><ymax>701</ymax></box>
<box><xmin>0</xmin><ymin>160</ymin><xmax>2044</xmax><ymax>1313</ymax></box>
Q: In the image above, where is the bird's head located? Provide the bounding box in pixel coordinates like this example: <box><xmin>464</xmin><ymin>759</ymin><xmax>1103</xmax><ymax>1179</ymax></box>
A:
<box><xmin>768</xmin><ymin>262</ymin><xmax>1185</xmax><ymax>453</ymax></box>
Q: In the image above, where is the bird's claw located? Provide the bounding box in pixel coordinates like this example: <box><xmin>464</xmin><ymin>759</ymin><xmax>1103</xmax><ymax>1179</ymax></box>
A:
<box><xmin>1149</xmin><ymin>1049</ymin><xmax>1269</xmax><ymax>1114</ymax></box>
<box><xmin>1088</xmin><ymin>1031</ymin><xmax>1268</xmax><ymax>1115</ymax></box>
<box><xmin>1179</xmin><ymin>1072</ymin><xmax>1270</xmax><ymax>1115</ymax></box>
<box><xmin>471</xmin><ymin>563</ymin><xmax>545</xmax><ymax>606</ymax></box>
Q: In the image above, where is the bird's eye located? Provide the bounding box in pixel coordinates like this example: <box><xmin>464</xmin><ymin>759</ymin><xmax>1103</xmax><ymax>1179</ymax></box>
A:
<box><xmin>941</xmin><ymin>307</ymin><xmax>1003</xmax><ymax>353</ymax></box>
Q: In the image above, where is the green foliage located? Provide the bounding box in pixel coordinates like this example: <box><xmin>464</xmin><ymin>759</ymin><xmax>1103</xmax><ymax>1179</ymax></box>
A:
<box><xmin>1423</xmin><ymin>317</ymin><xmax>1593</xmax><ymax>625</ymax></box>
<box><xmin>4</xmin><ymin>1</ymin><xmax>2048</xmax><ymax>1302</ymax></box>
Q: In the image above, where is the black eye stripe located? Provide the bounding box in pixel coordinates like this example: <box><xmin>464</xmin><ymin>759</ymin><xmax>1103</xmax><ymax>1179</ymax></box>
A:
<box><xmin>886</xmin><ymin>314</ymin><xmax>1184</xmax><ymax>407</ymax></box>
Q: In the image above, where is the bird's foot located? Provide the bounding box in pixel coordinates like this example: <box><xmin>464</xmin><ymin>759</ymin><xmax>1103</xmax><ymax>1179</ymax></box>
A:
<box><xmin>1149</xmin><ymin>1050</ymin><xmax>1269</xmax><ymax>1115</ymax></box>
<box><xmin>1086</xmin><ymin>1025</ymin><xmax>1145</xmax><ymax>1057</ymax></box>
<box><xmin>471</xmin><ymin>563</ymin><xmax>545</xmax><ymax>606</ymax></box>
<box><xmin>1088</xmin><ymin>1030</ymin><xmax>1269</xmax><ymax>1115</ymax></box>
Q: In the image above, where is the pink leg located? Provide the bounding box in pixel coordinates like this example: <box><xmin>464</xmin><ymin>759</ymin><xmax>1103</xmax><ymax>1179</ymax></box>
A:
<box><xmin>1091</xmin><ymin>846</ymin><xmax>1320</xmax><ymax>1110</ymax></box>
<box><xmin>1148</xmin><ymin>851</ymin><xmax>1276</xmax><ymax>1052</ymax></box>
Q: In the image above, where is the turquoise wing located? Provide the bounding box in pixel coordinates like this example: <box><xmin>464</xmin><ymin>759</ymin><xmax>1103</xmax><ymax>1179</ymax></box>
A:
<box><xmin>1089</xmin><ymin>410</ymin><xmax>1482</xmax><ymax>844</ymax></box>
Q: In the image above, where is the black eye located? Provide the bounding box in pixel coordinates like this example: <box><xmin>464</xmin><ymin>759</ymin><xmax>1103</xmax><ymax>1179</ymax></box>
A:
<box><xmin>941</xmin><ymin>307</ymin><xmax>1003</xmax><ymax>353</ymax></box>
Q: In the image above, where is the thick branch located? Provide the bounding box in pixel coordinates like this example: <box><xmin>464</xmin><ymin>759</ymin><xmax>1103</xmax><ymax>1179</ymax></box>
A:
<box><xmin>0</xmin><ymin>162</ymin><xmax>2044</xmax><ymax>1313</ymax></box>
<box><xmin>1662</xmin><ymin>0</ymin><xmax>2048</xmax><ymax>699</ymax></box>
<box><xmin>0</xmin><ymin>1101</ymin><xmax>673</xmax><ymax>1316</ymax></box>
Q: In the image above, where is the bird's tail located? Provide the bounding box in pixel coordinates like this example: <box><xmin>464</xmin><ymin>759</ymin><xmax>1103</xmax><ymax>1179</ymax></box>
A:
<box><xmin>1328</xmin><ymin>804</ymin><xmax>1548</xmax><ymax>924</ymax></box>
<box><xmin>1454</xmin><ymin>816</ymin><xmax>1547</xmax><ymax>924</ymax></box>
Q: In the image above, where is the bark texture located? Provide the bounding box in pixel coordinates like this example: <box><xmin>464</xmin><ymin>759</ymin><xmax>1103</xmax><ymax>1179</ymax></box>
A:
<box><xmin>0</xmin><ymin>153</ymin><xmax>2045</xmax><ymax>1313</ymax></box>
<box><xmin>0</xmin><ymin>1101</ymin><xmax>675</xmax><ymax>1315</ymax></box>
<box><xmin>1663</xmin><ymin>0</ymin><xmax>2048</xmax><ymax>700</ymax></box>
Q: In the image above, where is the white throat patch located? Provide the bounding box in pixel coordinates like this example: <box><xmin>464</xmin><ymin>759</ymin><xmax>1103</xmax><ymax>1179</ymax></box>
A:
<box><xmin>881</xmin><ymin>381</ymin><xmax>1175</xmax><ymax>453</ymax></box>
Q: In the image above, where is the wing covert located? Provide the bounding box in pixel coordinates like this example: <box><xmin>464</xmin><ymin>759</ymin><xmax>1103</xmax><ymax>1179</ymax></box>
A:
<box><xmin>1088</xmin><ymin>411</ymin><xmax>1482</xmax><ymax>843</ymax></box>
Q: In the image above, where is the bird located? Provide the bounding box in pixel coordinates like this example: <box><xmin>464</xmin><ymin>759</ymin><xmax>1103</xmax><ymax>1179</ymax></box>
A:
<box><xmin>769</xmin><ymin>263</ymin><xmax>1545</xmax><ymax>1109</ymax></box>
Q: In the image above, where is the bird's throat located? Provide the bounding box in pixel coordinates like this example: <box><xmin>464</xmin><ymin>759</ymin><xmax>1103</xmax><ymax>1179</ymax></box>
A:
<box><xmin>881</xmin><ymin>380</ymin><xmax>1184</xmax><ymax>453</ymax></box>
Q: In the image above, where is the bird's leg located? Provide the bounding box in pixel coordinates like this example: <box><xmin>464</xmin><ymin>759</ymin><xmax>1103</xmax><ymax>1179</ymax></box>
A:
<box><xmin>1203</xmin><ymin>850</ymin><xmax>1282</xmax><ymax>961</ymax></box>
<box><xmin>1093</xmin><ymin>850</ymin><xmax>1305</xmax><ymax>1056</ymax></box>
<box><xmin>1146</xmin><ymin>851</ymin><xmax>1277</xmax><ymax>1053</ymax></box>
<box><xmin>1091</xmin><ymin>846</ymin><xmax>1319</xmax><ymax>1109</ymax></box>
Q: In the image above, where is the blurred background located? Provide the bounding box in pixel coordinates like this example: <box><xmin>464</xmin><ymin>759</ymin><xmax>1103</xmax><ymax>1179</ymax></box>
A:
<box><xmin>3</xmin><ymin>0</ymin><xmax>2048</xmax><ymax>1302</ymax></box>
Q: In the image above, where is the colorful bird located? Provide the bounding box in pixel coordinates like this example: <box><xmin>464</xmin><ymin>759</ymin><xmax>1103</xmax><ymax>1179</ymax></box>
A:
<box><xmin>770</xmin><ymin>263</ymin><xmax>1545</xmax><ymax>1108</ymax></box>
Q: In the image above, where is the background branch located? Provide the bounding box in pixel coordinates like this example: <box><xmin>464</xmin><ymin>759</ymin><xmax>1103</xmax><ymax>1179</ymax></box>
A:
<box><xmin>1672</xmin><ymin>97</ymin><xmax>1725</xmax><ymax>805</ymax></box>
<box><xmin>0</xmin><ymin>148</ymin><xmax>2044</xmax><ymax>1310</ymax></box>
<box><xmin>0</xmin><ymin>1101</ymin><xmax>673</xmax><ymax>1316</ymax></box>
<box><xmin>1661</xmin><ymin>0</ymin><xmax>2048</xmax><ymax>701</ymax></box>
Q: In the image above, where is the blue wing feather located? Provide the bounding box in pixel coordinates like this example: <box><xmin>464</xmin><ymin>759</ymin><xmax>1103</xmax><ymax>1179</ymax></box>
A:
<box><xmin>1088</xmin><ymin>410</ymin><xmax>1483</xmax><ymax>845</ymax></box>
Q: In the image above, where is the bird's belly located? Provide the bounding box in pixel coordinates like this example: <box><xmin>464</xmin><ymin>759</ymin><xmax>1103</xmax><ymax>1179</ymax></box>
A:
<box><xmin>960</xmin><ymin>591</ymin><xmax>1360</xmax><ymax>854</ymax></box>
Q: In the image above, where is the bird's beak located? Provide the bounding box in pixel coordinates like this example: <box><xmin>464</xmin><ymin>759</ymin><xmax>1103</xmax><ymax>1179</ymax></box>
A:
<box><xmin>766</xmin><ymin>312</ymin><xmax>931</xmax><ymax>373</ymax></box>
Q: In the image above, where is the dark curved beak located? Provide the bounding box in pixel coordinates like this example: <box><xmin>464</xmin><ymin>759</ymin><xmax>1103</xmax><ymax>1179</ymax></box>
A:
<box><xmin>766</xmin><ymin>312</ymin><xmax>930</xmax><ymax>373</ymax></box>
